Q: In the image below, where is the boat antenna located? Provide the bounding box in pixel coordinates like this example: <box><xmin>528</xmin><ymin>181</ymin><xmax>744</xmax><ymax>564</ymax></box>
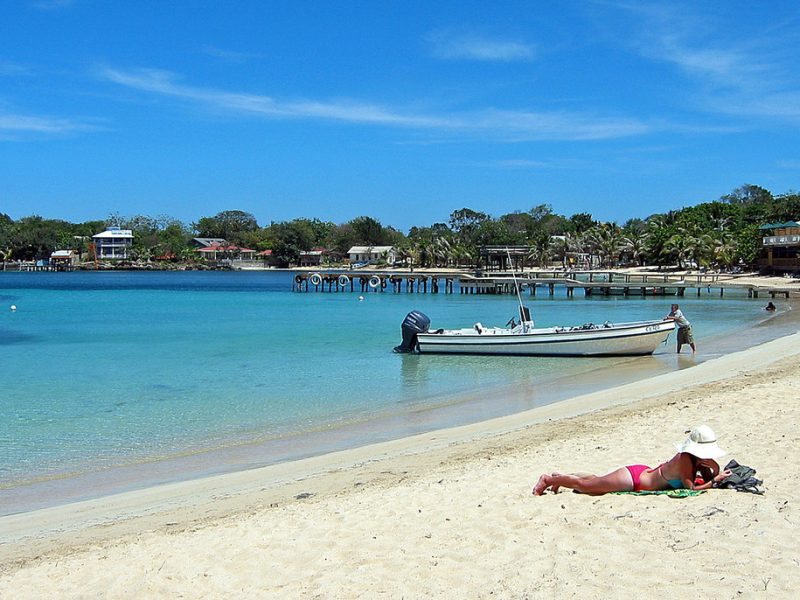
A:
<box><xmin>506</xmin><ymin>247</ymin><xmax>529</xmax><ymax>331</ymax></box>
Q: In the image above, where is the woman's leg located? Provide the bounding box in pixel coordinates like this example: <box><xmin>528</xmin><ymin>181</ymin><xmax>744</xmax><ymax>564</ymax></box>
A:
<box><xmin>533</xmin><ymin>467</ymin><xmax>634</xmax><ymax>496</ymax></box>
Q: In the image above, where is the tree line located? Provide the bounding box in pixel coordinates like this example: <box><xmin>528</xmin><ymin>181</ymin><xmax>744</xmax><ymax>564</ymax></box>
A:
<box><xmin>1</xmin><ymin>184</ymin><xmax>798</xmax><ymax>269</ymax></box>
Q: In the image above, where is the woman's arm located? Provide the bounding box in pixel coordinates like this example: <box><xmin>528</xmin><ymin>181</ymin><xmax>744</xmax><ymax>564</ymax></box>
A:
<box><xmin>687</xmin><ymin>469</ymin><xmax>732</xmax><ymax>491</ymax></box>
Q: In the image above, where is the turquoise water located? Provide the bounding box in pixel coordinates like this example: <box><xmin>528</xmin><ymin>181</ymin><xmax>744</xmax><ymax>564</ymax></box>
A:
<box><xmin>0</xmin><ymin>270</ymin><xmax>778</xmax><ymax>511</ymax></box>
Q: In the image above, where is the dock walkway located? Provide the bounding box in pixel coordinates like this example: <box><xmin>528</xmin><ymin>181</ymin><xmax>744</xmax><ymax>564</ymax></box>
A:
<box><xmin>291</xmin><ymin>269</ymin><xmax>799</xmax><ymax>299</ymax></box>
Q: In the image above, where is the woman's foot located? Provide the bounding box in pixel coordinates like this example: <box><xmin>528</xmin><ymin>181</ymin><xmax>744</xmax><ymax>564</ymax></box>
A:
<box><xmin>533</xmin><ymin>473</ymin><xmax>554</xmax><ymax>495</ymax></box>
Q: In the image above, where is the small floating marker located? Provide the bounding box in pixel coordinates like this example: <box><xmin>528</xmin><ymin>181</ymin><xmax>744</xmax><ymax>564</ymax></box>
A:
<box><xmin>10</xmin><ymin>305</ymin><xmax>17</xmax><ymax>311</ymax></box>
<box><xmin>358</xmin><ymin>296</ymin><xmax>364</xmax><ymax>301</ymax></box>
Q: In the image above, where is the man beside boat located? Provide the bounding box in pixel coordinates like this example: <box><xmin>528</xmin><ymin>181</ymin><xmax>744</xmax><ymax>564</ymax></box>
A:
<box><xmin>664</xmin><ymin>303</ymin><xmax>696</xmax><ymax>354</ymax></box>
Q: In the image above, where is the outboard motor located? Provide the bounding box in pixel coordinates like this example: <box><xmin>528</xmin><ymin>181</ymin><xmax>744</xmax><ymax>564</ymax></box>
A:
<box><xmin>393</xmin><ymin>310</ymin><xmax>430</xmax><ymax>353</ymax></box>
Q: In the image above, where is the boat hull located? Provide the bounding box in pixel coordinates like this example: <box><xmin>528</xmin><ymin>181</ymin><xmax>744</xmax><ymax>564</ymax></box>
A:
<box><xmin>416</xmin><ymin>320</ymin><xmax>675</xmax><ymax>356</ymax></box>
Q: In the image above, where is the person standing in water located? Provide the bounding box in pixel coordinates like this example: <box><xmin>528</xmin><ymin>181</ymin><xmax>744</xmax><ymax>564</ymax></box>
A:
<box><xmin>664</xmin><ymin>303</ymin><xmax>696</xmax><ymax>354</ymax></box>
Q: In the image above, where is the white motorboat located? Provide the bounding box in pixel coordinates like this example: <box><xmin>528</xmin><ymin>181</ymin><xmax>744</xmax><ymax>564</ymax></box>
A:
<box><xmin>393</xmin><ymin>249</ymin><xmax>674</xmax><ymax>357</ymax></box>
<box><xmin>418</xmin><ymin>316</ymin><xmax>673</xmax><ymax>356</ymax></box>
<box><xmin>394</xmin><ymin>309</ymin><xmax>674</xmax><ymax>356</ymax></box>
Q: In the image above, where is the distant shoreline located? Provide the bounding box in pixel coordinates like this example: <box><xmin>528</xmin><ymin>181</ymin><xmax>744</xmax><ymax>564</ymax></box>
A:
<box><xmin>3</xmin><ymin>263</ymin><xmax>799</xmax><ymax>298</ymax></box>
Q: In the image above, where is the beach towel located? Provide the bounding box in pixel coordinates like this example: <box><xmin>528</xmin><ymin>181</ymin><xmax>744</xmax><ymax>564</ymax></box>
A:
<box><xmin>611</xmin><ymin>489</ymin><xmax>705</xmax><ymax>498</ymax></box>
<box><xmin>714</xmin><ymin>459</ymin><xmax>764</xmax><ymax>495</ymax></box>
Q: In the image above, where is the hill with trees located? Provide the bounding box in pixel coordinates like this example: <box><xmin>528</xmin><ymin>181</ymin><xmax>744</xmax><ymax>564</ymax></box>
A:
<box><xmin>1</xmin><ymin>184</ymin><xmax>797</xmax><ymax>270</ymax></box>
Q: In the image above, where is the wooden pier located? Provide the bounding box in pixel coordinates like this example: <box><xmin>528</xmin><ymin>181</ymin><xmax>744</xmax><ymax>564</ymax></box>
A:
<box><xmin>291</xmin><ymin>269</ymin><xmax>797</xmax><ymax>299</ymax></box>
<box><xmin>4</xmin><ymin>261</ymin><xmax>77</xmax><ymax>272</ymax></box>
<box><xmin>293</xmin><ymin>271</ymin><xmax>456</xmax><ymax>294</ymax></box>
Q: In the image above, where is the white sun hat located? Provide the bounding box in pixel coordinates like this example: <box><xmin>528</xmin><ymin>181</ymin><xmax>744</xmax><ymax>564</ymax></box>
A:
<box><xmin>676</xmin><ymin>425</ymin><xmax>727</xmax><ymax>459</ymax></box>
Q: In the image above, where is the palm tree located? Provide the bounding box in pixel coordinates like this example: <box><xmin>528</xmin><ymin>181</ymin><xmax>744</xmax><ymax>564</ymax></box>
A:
<box><xmin>644</xmin><ymin>214</ymin><xmax>678</xmax><ymax>267</ymax></box>
<box><xmin>431</xmin><ymin>237</ymin><xmax>452</xmax><ymax>267</ymax></box>
<box><xmin>622</xmin><ymin>231</ymin><xmax>648</xmax><ymax>266</ymax></box>
<box><xmin>685</xmin><ymin>230</ymin><xmax>715</xmax><ymax>268</ymax></box>
<box><xmin>550</xmin><ymin>236</ymin><xmax>569</xmax><ymax>268</ymax></box>
<box><xmin>664</xmin><ymin>233</ymin><xmax>690</xmax><ymax>269</ymax></box>
<box><xmin>407</xmin><ymin>242</ymin><xmax>422</xmax><ymax>270</ymax></box>
<box><xmin>451</xmin><ymin>243</ymin><xmax>473</xmax><ymax>269</ymax></box>
<box><xmin>394</xmin><ymin>243</ymin><xmax>412</xmax><ymax>270</ymax></box>
<box><xmin>526</xmin><ymin>232</ymin><xmax>553</xmax><ymax>268</ymax></box>
<box><xmin>713</xmin><ymin>237</ymin><xmax>736</xmax><ymax>269</ymax></box>
<box><xmin>548</xmin><ymin>233</ymin><xmax>582</xmax><ymax>268</ymax></box>
<box><xmin>710</xmin><ymin>229</ymin><xmax>736</xmax><ymax>269</ymax></box>
<box><xmin>586</xmin><ymin>223</ymin><xmax>624</xmax><ymax>268</ymax></box>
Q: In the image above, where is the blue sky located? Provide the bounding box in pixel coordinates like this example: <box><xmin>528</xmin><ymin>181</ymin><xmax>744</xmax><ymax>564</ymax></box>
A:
<box><xmin>2</xmin><ymin>1</ymin><xmax>799</xmax><ymax>231</ymax></box>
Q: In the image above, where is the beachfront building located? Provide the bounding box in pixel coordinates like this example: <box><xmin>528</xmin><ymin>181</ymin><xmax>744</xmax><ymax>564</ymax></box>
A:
<box><xmin>50</xmin><ymin>250</ymin><xmax>77</xmax><ymax>268</ymax></box>
<box><xmin>196</xmin><ymin>243</ymin><xmax>256</xmax><ymax>261</ymax></box>
<box><xmin>347</xmin><ymin>246</ymin><xmax>396</xmax><ymax>265</ymax></box>
<box><xmin>92</xmin><ymin>227</ymin><xmax>134</xmax><ymax>260</ymax></box>
<box><xmin>299</xmin><ymin>248</ymin><xmax>326</xmax><ymax>267</ymax></box>
<box><xmin>758</xmin><ymin>221</ymin><xmax>800</xmax><ymax>274</ymax></box>
<box><xmin>479</xmin><ymin>245</ymin><xmax>530</xmax><ymax>271</ymax></box>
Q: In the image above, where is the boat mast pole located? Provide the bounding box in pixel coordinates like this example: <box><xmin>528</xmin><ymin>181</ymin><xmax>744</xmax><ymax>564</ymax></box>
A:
<box><xmin>506</xmin><ymin>247</ymin><xmax>528</xmax><ymax>332</ymax></box>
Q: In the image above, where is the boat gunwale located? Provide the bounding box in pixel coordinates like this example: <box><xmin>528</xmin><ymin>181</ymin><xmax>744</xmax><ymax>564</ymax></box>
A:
<box><xmin>417</xmin><ymin>319</ymin><xmax>675</xmax><ymax>342</ymax></box>
<box><xmin>417</xmin><ymin>328</ymin><xmax>670</xmax><ymax>348</ymax></box>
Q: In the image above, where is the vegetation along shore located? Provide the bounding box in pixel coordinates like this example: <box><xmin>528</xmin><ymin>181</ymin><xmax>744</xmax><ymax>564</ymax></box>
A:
<box><xmin>1</xmin><ymin>183</ymin><xmax>798</xmax><ymax>273</ymax></box>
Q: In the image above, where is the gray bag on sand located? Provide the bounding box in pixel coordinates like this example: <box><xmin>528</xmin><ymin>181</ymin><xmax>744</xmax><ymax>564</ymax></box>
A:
<box><xmin>713</xmin><ymin>459</ymin><xmax>764</xmax><ymax>495</ymax></box>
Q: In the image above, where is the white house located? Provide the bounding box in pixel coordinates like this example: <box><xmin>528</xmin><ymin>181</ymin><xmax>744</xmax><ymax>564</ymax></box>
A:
<box><xmin>347</xmin><ymin>245</ymin><xmax>396</xmax><ymax>265</ymax></box>
<box><xmin>92</xmin><ymin>227</ymin><xmax>134</xmax><ymax>260</ymax></box>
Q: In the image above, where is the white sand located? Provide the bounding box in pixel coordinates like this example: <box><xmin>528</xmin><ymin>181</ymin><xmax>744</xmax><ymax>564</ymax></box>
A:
<box><xmin>2</xmin><ymin>332</ymin><xmax>800</xmax><ymax>598</ymax></box>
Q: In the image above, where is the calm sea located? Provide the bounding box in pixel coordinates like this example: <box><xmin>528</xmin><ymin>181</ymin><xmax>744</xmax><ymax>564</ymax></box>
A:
<box><xmin>0</xmin><ymin>270</ymin><xmax>786</xmax><ymax>513</ymax></box>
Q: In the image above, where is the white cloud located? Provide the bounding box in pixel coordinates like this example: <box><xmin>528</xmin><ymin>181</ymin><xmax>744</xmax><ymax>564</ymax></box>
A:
<box><xmin>479</xmin><ymin>158</ymin><xmax>585</xmax><ymax>170</ymax></box>
<box><xmin>618</xmin><ymin>3</ymin><xmax>800</xmax><ymax>122</ymax></box>
<box><xmin>0</xmin><ymin>113</ymin><xmax>85</xmax><ymax>133</ymax></box>
<box><xmin>428</xmin><ymin>31</ymin><xmax>535</xmax><ymax>62</ymax></box>
<box><xmin>97</xmin><ymin>66</ymin><xmax>651</xmax><ymax>141</ymax></box>
<box><xmin>0</xmin><ymin>59</ymin><xmax>31</xmax><ymax>76</ymax></box>
<box><xmin>32</xmin><ymin>0</ymin><xmax>75</xmax><ymax>10</ymax></box>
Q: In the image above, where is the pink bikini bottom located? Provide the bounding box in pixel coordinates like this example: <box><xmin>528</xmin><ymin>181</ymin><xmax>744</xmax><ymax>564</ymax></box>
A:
<box><xmin>625</xmin><ymin>464</ymin><xmax>651</xmax><ymax>492</ymax></box>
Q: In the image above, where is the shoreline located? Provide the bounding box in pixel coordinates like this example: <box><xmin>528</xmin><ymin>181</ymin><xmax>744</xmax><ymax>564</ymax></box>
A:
<box><xmin>1</xmin><ymin>298</ymin><xmax>791</xmax><ymax>518</ymax></box>
<box><xmin>3</xmin><ymin>325</ymin><xmax>799</xmax><ymax>569</ymax></box>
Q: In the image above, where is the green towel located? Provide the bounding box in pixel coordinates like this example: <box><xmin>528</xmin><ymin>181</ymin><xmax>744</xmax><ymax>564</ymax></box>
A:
<box><xmin>611</xmin><ymin>489</ymin><xmax>705</xmax><ymax>498</ymax></box>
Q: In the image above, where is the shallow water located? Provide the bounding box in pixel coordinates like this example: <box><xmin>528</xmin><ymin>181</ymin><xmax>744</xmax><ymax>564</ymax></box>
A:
<box><xmin>0</xmin><ymin>270</ymin><xmax>789</xmax><ymax>514</ymax></box>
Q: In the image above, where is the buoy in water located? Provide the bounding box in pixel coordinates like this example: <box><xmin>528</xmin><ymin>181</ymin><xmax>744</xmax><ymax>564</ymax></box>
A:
<box><xmin>10</xmin><ymin>305</ymin><xmax>17</xmax><ymax>311</ymax></box>
<box><xmin>358</xmin><ymin>296</ymin><xmax>364</xmax><ymax>301</ymax></box>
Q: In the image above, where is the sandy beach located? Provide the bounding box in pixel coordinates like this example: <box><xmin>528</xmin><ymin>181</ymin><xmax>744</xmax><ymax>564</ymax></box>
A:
<box><xmin>2</xmin><ymin>329</ymin><xmax>800</xmax><ymax>598</ymax></box>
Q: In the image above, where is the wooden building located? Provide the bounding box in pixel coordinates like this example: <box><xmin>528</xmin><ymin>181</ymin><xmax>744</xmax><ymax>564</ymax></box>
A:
<box><xmin>758</xmin><ymin>221</ymin><xmax>800</xmax><ymax>274</ymax></box>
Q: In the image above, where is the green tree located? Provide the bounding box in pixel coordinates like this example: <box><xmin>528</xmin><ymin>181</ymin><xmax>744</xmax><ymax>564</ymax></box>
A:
<box><xmin>157</xmin><ymin>222</ymin><xmax>192</xmax><ymax>256</ymax></box>
<box><xmin>644</xmin><ymin>213</ymin><xmax>678</xmax><ymax>267</ymax></box>
<box><xmin>721</xmin><ymin>184</ymin><xmax>773</xmax><ymax>206</ymax></box>
<box><xmin>194</xmin><ymin>210</ymin><xmax>259</xmax><ymax>243</ymax></box>
<box><xmin>449</xmin><ymin>208</ymin><xmax>489</xmax><ymax>236</ymax></box>
<box><xmin>664</xmin><ymin>233</ymin><xmax>690</xmax><ymax>269</ymax></box>
<box><xmin>586</xmin><ymin>223</ymin><xmax>624</xmax><ymax>267</ymax></box>
<box><xmin>568</xmin><ymin>212</ymin><xmax>596</xmax><ymax>234</ymax></box>
<box><xmin>526</xmin><ymin>231</ymin><xmax>553</xmax><ymax>268</ymax></box>
<box><xmin>9</xmin><ymin>216</ymin><xmax>72</xmax><ymax>260</ymax></box>
<box><xmin>622</xmin><ymin>231</ymin><xmax>648</xmax><ymax>266</ymax></box>
<box><xmin>262</xmin><ymin>220</ymin><xmax>316</xmax><ymax>267</ymax></box>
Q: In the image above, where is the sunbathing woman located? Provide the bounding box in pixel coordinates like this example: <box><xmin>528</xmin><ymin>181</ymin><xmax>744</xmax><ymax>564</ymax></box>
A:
<box><xmin>533</xmin><ymin>425</ymin><xmax>732</xmax><ymax>496</ymax></box>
